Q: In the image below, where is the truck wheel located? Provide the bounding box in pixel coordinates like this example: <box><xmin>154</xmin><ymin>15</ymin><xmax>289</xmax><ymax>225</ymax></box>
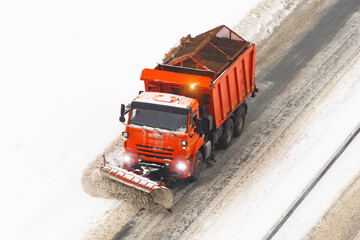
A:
<box><xmin>191</xmin><ymin>152</ymin><xmax>203</xmax><ymax>182</ymax></box>
<box><xmin>234</xmin><ymin>107</ymin><xmax>246</xmax><ymax>136</ymax></box>
<box><xmin>218</xmin><ymin>118</ymin><xmax>234</xmax><ymax>149</ymax></box>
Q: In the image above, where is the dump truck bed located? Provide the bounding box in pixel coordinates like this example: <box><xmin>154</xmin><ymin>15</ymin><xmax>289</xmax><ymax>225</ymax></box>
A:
<box><xmin>141</xmin><ymin>25</ymin><xmax>256</xmax><ymax>129</ymax></box>
<box><xmin>210</xmin><ymin>44</ymin><xmax>256</xmax><ymax>128</ymax></box>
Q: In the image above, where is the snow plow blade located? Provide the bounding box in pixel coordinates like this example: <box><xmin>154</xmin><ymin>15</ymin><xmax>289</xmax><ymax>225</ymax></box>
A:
<box><xmin>99</xmin><ymin>163</ymin><xmax>174</xmax><ymax>208</ymax></box>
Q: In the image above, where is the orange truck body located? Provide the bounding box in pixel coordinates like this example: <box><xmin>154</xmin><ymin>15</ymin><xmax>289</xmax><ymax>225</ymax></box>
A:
<box><xmin>120</xmin><ymin>25</ymin><xmax>256</xmax><ymax>181</ymax></box>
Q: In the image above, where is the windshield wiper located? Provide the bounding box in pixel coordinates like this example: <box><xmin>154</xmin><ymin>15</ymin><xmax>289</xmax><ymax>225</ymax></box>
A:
<box><xmin>151</xmin><ymin>127</ymin><xmax>163</xmax><ymax>135</ymax></box>
<box><xmin>132</xmin><ymin>122</ymin><xmax>176</xmax><ymax>136</ymax></box>
<box><xmin>158</xmin><ymin>125</ymin><xmax>177</xmax><ymax>137</ymax></box>
<box><xmin>131</xmin><ymin>122</ymin><xmax>149</xmax><ymax>133</ymax></box>
<box><xmin>143</xmin><ymin>124</ymin><xmax>163</xmax><ymax>135</ymax></box>
<box><xmin>139</xmin><ymin>125</ymin><xmax>149</xmax><ymax>133</ymax></box>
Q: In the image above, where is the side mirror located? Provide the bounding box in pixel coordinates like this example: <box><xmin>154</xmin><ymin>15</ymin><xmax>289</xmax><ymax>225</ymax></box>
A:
<box><xmin>199</xmin><ymin>104</ymin><xmax>207</xmax><ymax>117</ymax></box>
<box><xmin>194</xmin><ymin>118</ymin><xmax>203</xmax><ymax>134</ymax></box>
<box><xmin>119</xmin><ymin>104</ymin><xmax>126</xmax><ymax>123</ymax></box>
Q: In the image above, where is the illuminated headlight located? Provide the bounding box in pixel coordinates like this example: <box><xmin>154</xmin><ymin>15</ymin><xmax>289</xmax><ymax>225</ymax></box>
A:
<box><xmin>123</xmin><ymin>155</ymin><xmax>133</xmax><ymax>163</ymax></box>
<box><xmin>181</xmin><ymin>140</ymin><xmax>188</xmax><ymax>150</ymax></box>
<box><xmin>122</xmin><ymin>132</ymin><xmax>129</xmax><ymax>139</ymax></box>
<box><xmin>175</xmin><ymin>163</ymin><xmax>187</xmax><ymax>170</ymax></box>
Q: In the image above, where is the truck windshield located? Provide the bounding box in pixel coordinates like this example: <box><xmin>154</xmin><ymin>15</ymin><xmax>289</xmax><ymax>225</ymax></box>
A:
<box><xmin>129</xmin><ymin>107</ymin><xmax>188</xmax><ymax>133</ymax></box>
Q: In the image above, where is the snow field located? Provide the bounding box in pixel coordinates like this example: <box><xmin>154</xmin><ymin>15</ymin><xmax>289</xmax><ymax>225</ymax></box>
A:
<box><xmin>8</xmin><ymin>0</ymin><xmax>356</xmax><ymax>238</ymax></box>
<box><xmin>0</xmin><ymin>0</ymin><xmax>264</xmax><ymax>239</ymax></box>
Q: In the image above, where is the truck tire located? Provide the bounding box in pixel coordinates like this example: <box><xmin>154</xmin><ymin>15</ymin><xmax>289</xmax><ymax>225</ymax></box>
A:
<box><xmin>190</xmin><ymin>152</ymin><xmax>203</xmax><ymax>182</ymax></box>
<box><xmin>218</xmin><ymin>118</ymin><xmax>234</xmax><ymax>149</ymax></box>
<box><xmin>234</xmin><ymin>107</ymin><xmax>246</xmax><ymax>136</ymax></box>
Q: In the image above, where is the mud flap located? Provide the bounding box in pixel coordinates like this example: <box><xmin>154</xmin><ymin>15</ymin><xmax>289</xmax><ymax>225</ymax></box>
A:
<box><xmin>99</xmin><ymin>163</ymin><xmax>174</xmax><ymax>209</ymax></box>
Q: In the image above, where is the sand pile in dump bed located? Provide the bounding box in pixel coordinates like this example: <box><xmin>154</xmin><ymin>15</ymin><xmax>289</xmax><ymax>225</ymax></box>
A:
<box><xmin>81</xmin><ymin>136</ymin><xmax>173</xmax><ymax>211</ymax></box>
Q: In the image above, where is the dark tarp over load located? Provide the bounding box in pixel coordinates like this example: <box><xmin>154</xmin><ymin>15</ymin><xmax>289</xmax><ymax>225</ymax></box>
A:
<box><xmin>161</xmin><ymin>25</ymin><xmax>250</xmax><ymax>78</ymax></box>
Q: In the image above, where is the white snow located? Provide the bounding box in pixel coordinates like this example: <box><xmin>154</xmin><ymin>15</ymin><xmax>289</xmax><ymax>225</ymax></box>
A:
<box><xmin>4</xmin><ymin>0</ymin><xmax>357</xmax><ymax>239</ymax></box>
<box><xmin>0</xmin><ymin>0</ymin><xmax>263</xmax><ymax>239</ymax></box>
<box><xmin>272</xmin><ymin>57</ymin><xmax>360</xmax><ymax>239</ymax></box>
<box><xmin>234</xmin><ymin>0</ymin><xmax>302</xmax><ymax>44</ymax></box>
<box><xmin>274</xmin><ymin>130</ymin><xmax>360</xmax><ymax>239</ymax></box>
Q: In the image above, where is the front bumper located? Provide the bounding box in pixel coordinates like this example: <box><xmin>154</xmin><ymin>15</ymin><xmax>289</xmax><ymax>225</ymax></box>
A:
<box><xmin>122</xmin><ymin>151</ymin><xmax>193</xmax><ymax>178</ymax></box>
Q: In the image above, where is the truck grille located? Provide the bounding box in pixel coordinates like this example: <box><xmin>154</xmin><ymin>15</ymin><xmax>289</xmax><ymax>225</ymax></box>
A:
<box><xmin>139</xmin><ymin>161</ymin><xmax>165</xmax><ymax>169</ymax></box>
<box><xmin>136</xmin><ymin>144</ymin><xmax>174</xmax><ymax>160</ymax></box>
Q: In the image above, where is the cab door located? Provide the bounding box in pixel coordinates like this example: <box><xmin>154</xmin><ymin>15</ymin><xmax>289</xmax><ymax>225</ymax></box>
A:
<box><xmin>187</xmin><ymin>110</ymin><xmax>199</xmax><ymax>157</ymax></box>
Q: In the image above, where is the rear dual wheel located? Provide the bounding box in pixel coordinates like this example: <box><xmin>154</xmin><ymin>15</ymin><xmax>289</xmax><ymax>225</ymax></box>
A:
<box><xmin>218</xmin><ymin>118</ymin><xmax>234</xmax><ymax>149</ymax></box>
<box><xmin>218</xmin><ymin>106</ymin><xmax>246</xmax><ymax>149</ymax></box>
<box><xmin>234</xmin><ymin>107</ymin><xmax>246</xmax><ymax>136</ymax></box>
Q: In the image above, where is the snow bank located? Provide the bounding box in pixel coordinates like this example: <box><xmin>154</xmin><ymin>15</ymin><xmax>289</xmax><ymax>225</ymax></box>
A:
<box><xmin>233</xmin><ymin>0</ymin><xmax>302</xmax><ymax>43</ymax></box>
<box><xmin>273</xmin><ymin>55</ymin><xmax>360</xmax><ymax>240</ymax></box>
<box><xmin>1</xmin><ymin>0</ymin><xmax>269</xmax><ymax>239</ymax></box>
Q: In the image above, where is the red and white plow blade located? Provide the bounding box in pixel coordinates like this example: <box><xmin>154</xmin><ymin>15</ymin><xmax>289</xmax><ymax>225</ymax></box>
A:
<box><xmin>99</xmin><ymin>164</ymin><xmax>174</xmax><ymax>209</ymax></box>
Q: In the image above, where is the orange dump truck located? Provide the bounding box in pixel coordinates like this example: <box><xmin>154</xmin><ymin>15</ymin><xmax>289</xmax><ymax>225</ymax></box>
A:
<box><xmin>100</xmin><ymin>25</ymin><xmax>257</xmax><ymax>202</ymax></box>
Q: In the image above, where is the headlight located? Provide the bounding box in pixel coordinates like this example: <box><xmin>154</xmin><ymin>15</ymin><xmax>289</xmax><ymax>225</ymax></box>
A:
<box><xmin>123</xmin><ymin>155</ymin><xmax>133</xmax><ymax>163</ymax></box>
<box><xmin>175</xmin><ymin>163</ymin><xmax>187</xmax><ymax>170</ymax></box>
<box><xmin>181</xmin><ymin>140</ymin><xmax>188</xmax><ymax>149</ymax></box>
<box><xmin>122</xmin><ymin>132</ymin><xmax>129</xmax><ymax>139</ymax></box>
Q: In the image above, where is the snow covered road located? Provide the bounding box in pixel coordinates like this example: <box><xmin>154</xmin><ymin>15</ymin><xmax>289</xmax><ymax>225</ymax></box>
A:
<box><xmin>2</xmin><ymin>0</ymin><xmax>360</xmax><ymax>239</ymax></box>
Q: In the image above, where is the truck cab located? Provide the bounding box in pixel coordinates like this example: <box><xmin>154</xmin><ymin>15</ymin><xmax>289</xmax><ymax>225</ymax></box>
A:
<box><xmin>121</xmin><ymin>92</ymin><xmax>204</xmax><ymax>180</ymax></box>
